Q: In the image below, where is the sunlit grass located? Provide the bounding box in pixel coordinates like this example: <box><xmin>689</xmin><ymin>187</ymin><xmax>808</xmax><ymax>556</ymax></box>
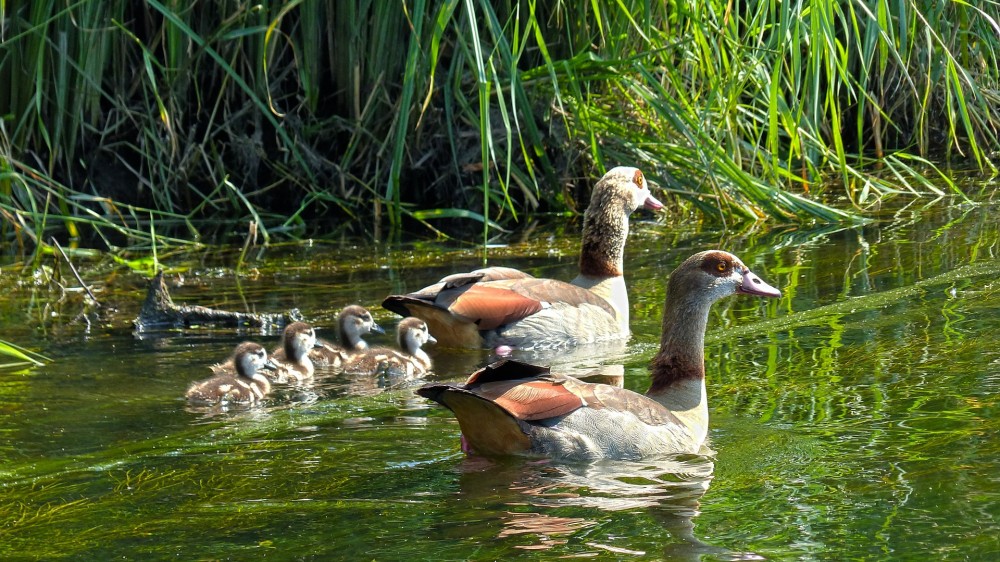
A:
<box><xmin>0</xmin><ymin>339</ymin><xmax>49</xmax><ymax>368</ymax></box>
<box><xmin>0</xmin><ymin>1</ymin><xmax>996</xmax><ymax>253</ymax></box>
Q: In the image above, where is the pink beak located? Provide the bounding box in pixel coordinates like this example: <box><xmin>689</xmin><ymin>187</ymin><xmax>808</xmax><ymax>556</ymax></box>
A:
<box><xmin>644</xmin><ymin>194</ymin><xmax>664</xmax><ymax>211</ymax></box>
<box><xmin>738</xmin><ymin>268</ymin><xmax>781</xmax><ymax>298</ymax></box>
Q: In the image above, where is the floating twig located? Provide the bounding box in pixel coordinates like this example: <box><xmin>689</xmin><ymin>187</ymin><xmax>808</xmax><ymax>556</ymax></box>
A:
<box><xmin>50</xmin><ymin>237</ymin><xmax>100</xmax><ymax>307</ymax></box>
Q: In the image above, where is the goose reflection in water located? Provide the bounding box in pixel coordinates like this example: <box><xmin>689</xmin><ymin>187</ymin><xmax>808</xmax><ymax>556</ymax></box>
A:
<box><xmin>445</xmin><ymin>452</ymin><xmax>762</xmax><ymax>560</ymax></box>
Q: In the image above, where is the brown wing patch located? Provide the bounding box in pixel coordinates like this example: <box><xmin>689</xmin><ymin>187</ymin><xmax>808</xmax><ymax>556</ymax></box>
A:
<box><xmin>425</xmin><ymin>361</ymin><xmax>587</xmax><ymax>423</ymax></box>
<box><xmin>383</xmin><ymin>270</ymin><xmax>617</xmax><ymax>344</ymax></box>
<box><xmin>475</xmin><ymin>379</ymin><xmax>585</xmax><ymax>421</ymax></box>
<box><xmin>501</xmin><ymin>279</ymin><xmax>618</xmax><ymax>317</ymax></box>
<box><xmin>442</xmin><ymin>284</ymin><xmax>545</xmax><ymax>330</ymax></box>
<box><xmin>460</xmin><ymin>361</ymin><xmax>589</xmax><ymax>421</ymax></box>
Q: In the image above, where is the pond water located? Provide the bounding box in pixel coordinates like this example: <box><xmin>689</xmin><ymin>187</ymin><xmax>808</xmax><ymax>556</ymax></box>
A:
<box><xmin>1</xmin><ymin>195</ymin><xmax>999</xmax><ymax>560</ymax></box>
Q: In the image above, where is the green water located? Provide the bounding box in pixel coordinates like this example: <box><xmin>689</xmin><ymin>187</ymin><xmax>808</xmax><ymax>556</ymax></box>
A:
<box><xmin>1</xmin><ymin>197</ymin><xmax>998</xmax><ymax>560</ymax></box>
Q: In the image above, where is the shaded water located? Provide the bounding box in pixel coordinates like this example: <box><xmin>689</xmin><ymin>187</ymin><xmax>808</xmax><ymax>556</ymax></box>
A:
<box><xmin>1</xmin><ymin>197</ymin><xmax>999</xmax><ymax>560</ymax></box>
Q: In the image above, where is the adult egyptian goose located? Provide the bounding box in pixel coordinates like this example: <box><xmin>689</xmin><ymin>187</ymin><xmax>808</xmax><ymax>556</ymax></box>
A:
<box><xmin>310</xmin><ymin>305</ymin><xmax>385</xmax><ymax>366</ymax></box>
<box><xmin>186</xmin><ymin>342</ymin><xmax>277</xmax><ymax>405</ymax></box>
<box><xmin>416</xmin><ymin>250</ymin><xmax>781</xmax><ymax>460</ymax></box>
<box><xmin>382</xmin><ymin>167</ymin><xmax>663</xmax><ymax>350</ymax></box>
<box><xmin>340</xmin><ymin>317</ymin><xmax>437</xmax><ymax>378</ymax></box>
<box><xmin>268</xmin><ymin>321</ymin><xmax>322</xmax><ymax>382</ymax></box>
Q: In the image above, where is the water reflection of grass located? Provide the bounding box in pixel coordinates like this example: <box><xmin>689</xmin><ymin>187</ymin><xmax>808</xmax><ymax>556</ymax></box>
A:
<box><xmin>714</xmin><ymin>259</ymin><xmax>997</xmax><ymax>342</ymax></box>
<box><xmin>0</xmin><ymin>389</ymin><xmax>422</xmax><ymax>557</ymax></box>
<box><xmin>0</xmin><ymin>198</ymin><xmax>997</xmax><ymax>558</ymax></box>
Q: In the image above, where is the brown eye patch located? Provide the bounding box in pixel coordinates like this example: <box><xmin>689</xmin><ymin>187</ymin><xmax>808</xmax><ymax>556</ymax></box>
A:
<box><xmin>702</xmin><ymin>252</ymin><xmax>733</xmax><ymax>276</ymax></box>
<box><xmin>632</xmin><ymin>169</ymin><xmax>644</xmax><ymax>189</ymax></box>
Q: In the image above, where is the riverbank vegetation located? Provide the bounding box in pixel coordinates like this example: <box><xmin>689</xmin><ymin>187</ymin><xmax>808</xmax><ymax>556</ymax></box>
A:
<box><xmin>1</xmin><ymin>0</ymin><xmax>997</xmax><ymax>250</ymax></box>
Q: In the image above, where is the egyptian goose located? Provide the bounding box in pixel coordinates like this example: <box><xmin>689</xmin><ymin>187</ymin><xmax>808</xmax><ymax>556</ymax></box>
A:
<box><xmin>310</xmin><ymin>305</ymin><xmax>385</xmax><ymax>366</ymax></box>
<box><xmin>186</xmin><ymin>342</ymin><xmax>277</xmax><ymax>404</ymax></box>
<box><xmin>382</xmin><ymin>167</ymin><xmax>663</xmax><ymax>350</ymax></box>
<box><xmin>416</xmin><ymin>250</ymin><xmax>781</xmax><ymax>460</ymax></box>
<box><xmin>268</xmin><ymin>321</ymin><xmax>322</xmax><ymax>382</ymax></box>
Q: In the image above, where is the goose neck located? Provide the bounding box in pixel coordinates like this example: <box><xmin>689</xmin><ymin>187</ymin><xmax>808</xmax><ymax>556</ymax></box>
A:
<box><xmin>649</xmin><ymin>290</ymin><xmax>711</xmax><ymax>391</ymax></box>
<box><xmin>578</xmin><ymin>203</ymin><xmax>628</xmax><ymax>278</ymax></box>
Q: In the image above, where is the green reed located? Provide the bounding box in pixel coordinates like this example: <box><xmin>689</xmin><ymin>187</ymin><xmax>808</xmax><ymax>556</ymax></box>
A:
<box><xmin>0</xmin><ymin>1</ymin><xmax>996</xmax><ymax>251</ymax></box>
<box><xmin>0</xmin><ymin>338</ymin><xmax>49</xmax><ymax>368</ymax></box>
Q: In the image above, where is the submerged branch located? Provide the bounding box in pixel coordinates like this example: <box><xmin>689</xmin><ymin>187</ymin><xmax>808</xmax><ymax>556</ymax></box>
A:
<box><xmin>133</xmin><ymin>270</ymin><xmax>301</xmax><ymax>331</ymax></box>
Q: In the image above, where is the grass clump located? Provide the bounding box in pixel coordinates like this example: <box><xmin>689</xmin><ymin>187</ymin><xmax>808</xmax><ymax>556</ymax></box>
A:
<box><xmin>0</xmin><ymin>1</ymin><xmax>996</xmax><ymax>249</ymax></box>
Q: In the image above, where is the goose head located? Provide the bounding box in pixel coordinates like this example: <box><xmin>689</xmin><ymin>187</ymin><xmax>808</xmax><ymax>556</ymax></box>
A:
<box><xmin>397</xmin><ymin>317</ymin><xmax>437</xmax><ymax>355</ymax></box>
<box><xmin>653</xmin><ymin>250</ymin><xmax>781</xmax><ymax>390</ymax></box>
<box><xmin>579</xmin><ymin>167</ymin><xmax>663</xmax><ymax>278</ymax></box>
<box><xmin>282</xmin><ymin>321</ymin><xmax>321</xmax><ymax>362</ymax></box>
<box><xmin>587</xmin><ymin>167</ymin><xmax>663</xmax><ymax>218</ymax></box>
<box><xmin>339</xmin><ymin>305</ymin><xmax>385</xmax><ymax>349</ymax></box>
<box><xmin>668</xmin><ymin>250</ymin><xmax>781</xmax><ymax>305</ymax></box>
<box><xmin>232</xmin><ymin>342</ymin><xmax>278</xmax><ymax>379</ymax></box>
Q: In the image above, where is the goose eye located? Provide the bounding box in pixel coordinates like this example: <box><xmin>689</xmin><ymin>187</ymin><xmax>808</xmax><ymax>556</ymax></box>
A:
<box><xmin>716</xmin><ymin>261</ymin><xmax>728</xmax><ymax>273</ymax></box>
<box><xmin>632</xmin><ymin>170</ymin><xmax>644</xmax><ymax>189</ymax></box>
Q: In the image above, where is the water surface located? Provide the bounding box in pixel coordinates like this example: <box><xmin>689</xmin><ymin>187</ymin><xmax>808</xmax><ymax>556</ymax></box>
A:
<box><xmin>1</xmin><ymin>197</ymin><xmax>998</xmax><ymax>560</ymax></box>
